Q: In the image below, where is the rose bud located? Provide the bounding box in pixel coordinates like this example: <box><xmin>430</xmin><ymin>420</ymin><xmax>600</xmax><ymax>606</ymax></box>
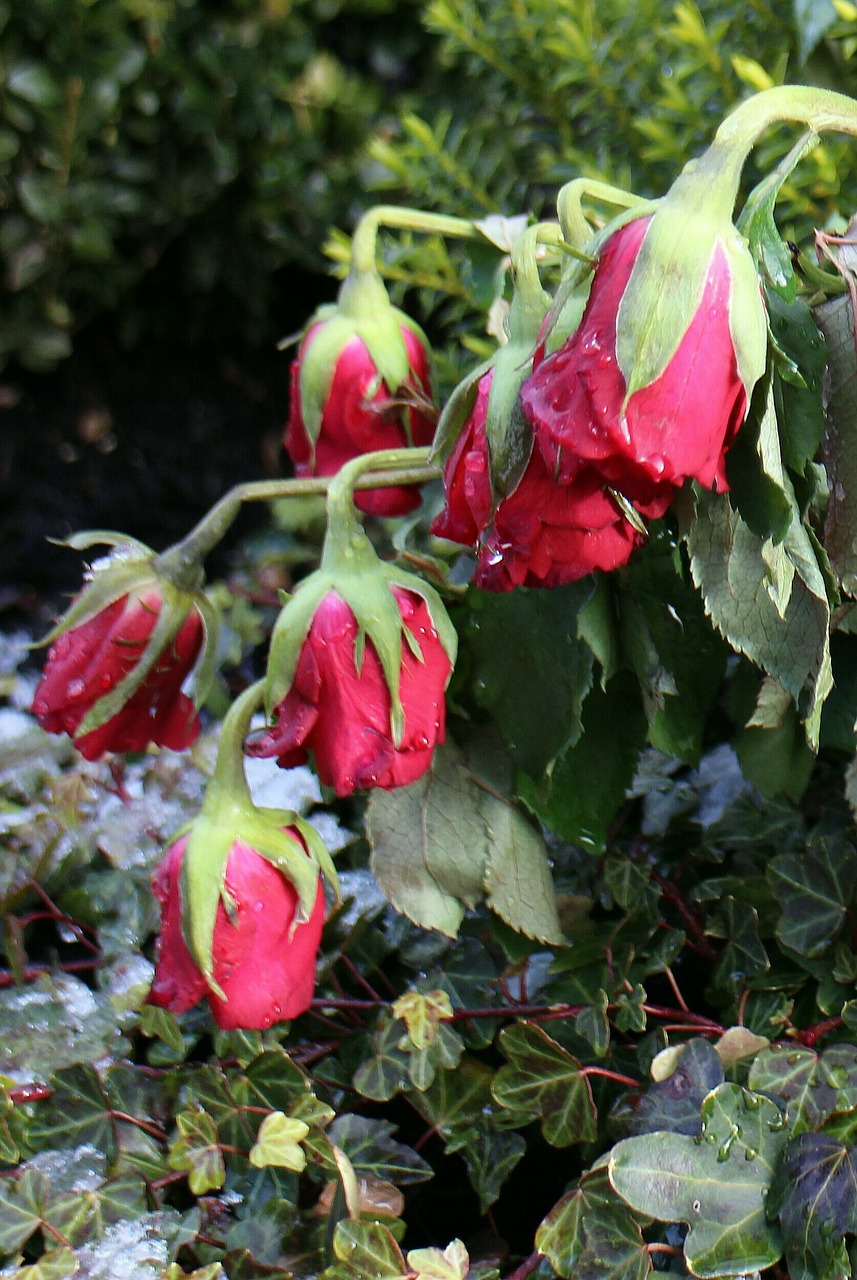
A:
<box><xmin>247</xmin><ymin>586</ymin><xmax>453</xmax><ymax>795</ymax></box>
<box><xmin>286</xmin><ymin>270</ymin><xmax>435</xmax><ymax>516</ymax></box>
<box><xmin>31</xmin><ymin>534</ymin><xmax>215</xmax><ymax>760</ymax></box>
<box><xmin>521</xmin><ymin>200</ymin><xmax>767</xmax><ymax>495</ymax></box>
<box><xmin>432</xmin><ymin>372</ymin><xmax>675</xmax><ymax>590</ymax></box>
<box><xmin>148</xmin><ymin>831</ymin><xmax>325</xmax><ymax>1030</ymax></box>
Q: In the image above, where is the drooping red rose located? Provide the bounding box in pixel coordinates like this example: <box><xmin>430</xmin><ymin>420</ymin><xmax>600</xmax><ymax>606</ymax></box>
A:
<box><xmin>31</xmin><ymin>588</ymin><xmax>204</xmax><ymax>760</ymax></box>
<box><xmin>246</xmin><ymin>586</ymin><xmax>452</xmax><ymax>795</ymax></box>
<box><xmin>520</xmin><ymin>215</ymin><xmax>752</xmax><ymax>495</ymax></box>
<box><xmin>431</xmin><ymin>372</ymin><xmax>675</xmax><ymax>590</ymax></box>
<box><xmin>147</xmin><ymin>832</ymin><xmax>325</xmax><ymax>1030</ymax></box>
<box><xmin>286</xmin><ymin>323</ymin><xmax>435</xmax><ymax>517</ymax></box>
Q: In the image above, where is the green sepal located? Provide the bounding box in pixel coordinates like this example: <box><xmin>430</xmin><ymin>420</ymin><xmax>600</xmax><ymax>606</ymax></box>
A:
<box><xmin>190</xmin><ymin>590</ymin><xmax>221</xmax><ymax>712</ymax></box>
<box><xmin>179</xmin><ymin>803</ymin><xmax>240</xmax><ymax>997</ymax></box>
<box><xmin>331</xmin><ymin>568</ymin><xmax>412</xmax><ymax>746</ymax></box>
<box><xmin>237</xmin><ymin>816</ymin><xmax>322</xmax><ymax>928</ymax></box>
<box><xmin>430</xmin><ymin>359</ymin><xmax>490</xmax><ymax>466</ymax></box>
<box><xmin>257</xmin><ymin>809</ymin><xmax>341</xmax><ymax>904</ymax></box>
<box><xmin>299</xmin><ymin>271</ymin><xmax>429</xmax><ymax>452</ymax></box>
<box><xmin>484</xmin><ymin>341</ymin><xmax>536</xmax><ymax>500</ymax></box>
<box><xmin>74</xmin><ymin>580</ymin><xmax>194</xmax><ymax>739</ymax></box>
<box><xmin>36</xmin><ymin>556</ymin><xmax>157</xmax><ymax>649</ymax></box>
<box><xmin>615</xmin><ymin>195</ymin><xmax>765</xmax><ymax>407</ymax></box>
<box><xmin>384</xmin><ymin>564</ymin><xmax>459</xmax><ymax>674</ymax></box>
<box><xmin>59</xmin><ymin>529</ymin><xmax>155</xmax><ymax>556</ymax></box>
<box><xmin>265</xmin><ymin>573</ymin><xmax>333</xmax><ymax>715</ymax></box>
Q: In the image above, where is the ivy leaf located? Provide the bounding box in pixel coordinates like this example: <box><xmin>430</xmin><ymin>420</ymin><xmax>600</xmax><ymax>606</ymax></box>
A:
<box><xmin>7</xmin><ymin>1248</ymin><xmax>78</xmax><ymax>1280</ymax></box>
<box><xmin>139</xmin><ymin>1004</ymin><xmax>185</xmax><ymax>1055</ymax></box>
<box><xmin>536</xmin><ymin>1168</ymin><xmax>650</xmax><ymax>1280</ymax></box>
<box><xmin>609</xmin><ymin>1083</ymin><xmax>788</xmax><ymax>1276</ymax></box>
<box><xmin>406</xmin><ymin>1238</ymin><xmax>469</xmax><ymax>1280</ymax></box>
<box><xmin>352</xmin><ymin>1017</ymin><xmax>412</xmax><ymax>1102</ymax></box>
<box><xmin>249</xmin><ymin>1112</ymin><xmax>309</xmax><ymax>1171</ymax></box>
<box><xmin>767</xmin><ymin>837</ymin><xmax>857</xmax><ymax>957</ymax></box>
<box><xmin>0</xmin><ymin>1167</ymin><xmax>48</xmax><ymax>1253</ymax></box>
<box><xmin>610</xmin><ymin>1038</ymin><xmax>725</xmax><ymax>1138</ymax></box>
<box><xmin>707</xmin><ymin>896</ymin><xmax>770</xmax><ymax>997</ymax></box>
<box><xmin>769</xmin><ymin>1134</ymin><xmax>857</xmax><ymax>1280</ymax></box>
<box><xmin>491</xmin><ymin>1022</ymin><xmax>597</xmax><ymax>1146</ymax></box>
<box><xmin>29</xmin><ymin>1064</ymin><xmax>117</xmax><ymax>1161</ymax></box>
<box><xmin>168</xmin><ymin>1108</ymin><xmax>226</xmax><ymax>1194</ymax></box>
<box><xmin>748</xmin><ymin>1045</ymin><xmax>857</xmax><ymax>1134</ymax></box>
<box><xmin>392</xmin><ymin>991</ymin><xmax>454</xmax><ymax>1050</ymax></box>
<box><xmin>327</xmin><ymin>1116</ymin><xmax>433</xmax><ymax>1186</ymax></box>
<box><xmin>449</xmin><ymin>1123</ymin><xmax>526</xmax><ymax>1212</ymax></box>
<box><xmin>327</xmin><ymin>1219</ymin><xmax>407</xmax><ymax>1280</ymax></box>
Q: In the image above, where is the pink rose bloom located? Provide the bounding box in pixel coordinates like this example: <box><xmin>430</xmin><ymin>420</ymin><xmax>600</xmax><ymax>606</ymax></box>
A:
<box><xmin>286</xmin><ymin>322</ymin><xmax>435</xmax><ymax>516</ymax></box>
<box><xmin>432</xmin><ymin>372</ymin><xmax>674</xmax><ymax>590</ymax></box>
<box><xmin>521</xmin><ymin>215</ymin><xmax>750</xmax><ymax>494</ymax></box>
<box><xmin>148</xmin><ymin>833</ymin><xmax>325</xmax><ymax>1030</ymax></box>
<box><xmin>246</xmin><ymin>586</ymin><xmax>452</xmax><ymax>794</ymax></box>
<box><xmin>31</xmin><ymin>588</ymin><xmax>203</xmax><ymax>760</ymax></box>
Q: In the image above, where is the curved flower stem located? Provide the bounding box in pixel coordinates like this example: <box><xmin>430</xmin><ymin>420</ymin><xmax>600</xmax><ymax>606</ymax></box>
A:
<box><xmin>207</xmin><ymin>678</ymin><xmax>267</xmax><ymax>807</ymax></box>
<box><xmin>322</xmin><ymin>447</ymin><xmax>433</xmax><ymax>574</ymax></box>
<box><xmin>156</xmin><ymin>459</ymin><xmax>440</xmax><ymax>584</ymax></box>
<box><xmin>349</xmin><ymin>204</ymin><xmax>485</xmax><ymax>275</ymax></box>
<box><xmin>682</xmin><ymin>85</ymin><xmax>857</xmax><ymax>218</ymax></box>
<box><xmin>555</xmin><ymin>177</ymin><xmax>646</xmax><ymax>251</ymax></box>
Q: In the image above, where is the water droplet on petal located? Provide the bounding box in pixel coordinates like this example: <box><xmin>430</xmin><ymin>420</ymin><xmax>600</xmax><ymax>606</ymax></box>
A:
<box><xmin>66</xmin><ymin>678</ymin><xmax>86</xmax><ymax>699</ymax></box>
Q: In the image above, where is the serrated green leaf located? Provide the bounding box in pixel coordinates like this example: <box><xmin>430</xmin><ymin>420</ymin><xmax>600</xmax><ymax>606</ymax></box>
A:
<box><xmin>481</xmin><ymin>789</ymin><xmax>563</xmax><ymax>944</ymax></box>
<box><xmin>688</xmin><ymin>488</ymin><xmax>832</xmax><ymax>746</ymax></box>
<box><xmin>609</xmin><ymin>1082</ymin><xmax>787</xmax><ymax>1277</ymax></box>
<box><xmin>466</xmin><ymin>581</ymin><xmax>595</xmax><ymax>775</ymax></box>
<box><xmin>492</xmin><ymin>1022</ymin><xmax>597</xmax><ymax>1147</ymax></box>
<box><xmin>366</xmin><ymin>743</ymin><xmax>487</xmax><ymax>936</ymax></box>
<box><xmin>817</xmin><ymin>286</ymin><xmax>857</xmax><ymax>595</ymax></box>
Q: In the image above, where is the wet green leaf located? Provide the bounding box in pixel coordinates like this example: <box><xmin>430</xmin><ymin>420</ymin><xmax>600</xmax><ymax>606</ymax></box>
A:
<box><xmin>609</xmin><ymin>1083</ymin><xmax>788</xmax><ymax>1276</ymax></box>
<box><xmin>769</xmin><ymin>1133</ymin><xmax>857</xmax><ymax>1280</ymax></box>
<box><xmin>327</xmin><ymin>1116</ymin><xmax>433</xmax><ymax>1186</ymax></box>
<box><xmin>168</xmin><ymin>1108</ymin><xmax>225</xmax><ymax>1195</ymax></box>
<box><xmin>768</xmin><ymin>837</ymin><xmax>857</xmax><ymax>957</ymax></box>
<box><xmin>748</xmin><ymin>1045</ymin><xmax>857</xmax><ymax>1134</ymax></box>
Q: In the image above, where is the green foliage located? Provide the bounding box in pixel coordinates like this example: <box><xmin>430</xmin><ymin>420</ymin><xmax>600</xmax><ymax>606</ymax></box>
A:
<box><xmin>0</xmin><ymin>0</ymin><xmax>399</xmax><ymax>369</ymax></box>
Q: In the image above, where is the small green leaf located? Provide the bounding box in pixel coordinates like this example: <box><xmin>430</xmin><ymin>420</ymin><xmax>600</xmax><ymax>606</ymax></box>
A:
<box><xmin>392</xmin><ymin>991</ymin><xmax>454</xmax><ymax>1050</ymax></box>
<box><xmin>168</xmin><ymin>1108</ymin><xmax>225</xmax><ymax>1194</ymax></box>
<box><xmin>249</xmin><ymin>1112</ymin><xmax>309</xmax><ymax>1170</ymax></box>
<box><xmin>406</xmin><ymin>1238</ymin><xmax>469</xmax><ymax>1280</ymax></box>
<box><xmin>0</xmin><ymin>1167</ymin><xmax>47</xmax><ymax>1253</ymax></box>
<box><xmin>768</xmin><ymin>837</ymin><xmax>857</xmax><ymax>957</ymax></box>
<box><xmin>139</xmin><ymin>1004</ymin><xmax>185</xmax><ymax>1054</ymax></box>
<box><xmin>748</xmin><ymin>1045</ymin><xmax>857</xmax><ymax>1134</ymax></box>
<box><xmin>327</xmin><ymin>1116</ymin><xmax>433</xmax><ymax>1186</ymax></box>
<box><xmin>329</xmin><ymin>1219</ymin><xmax>407</xmax><ymax>1279</ymax></box>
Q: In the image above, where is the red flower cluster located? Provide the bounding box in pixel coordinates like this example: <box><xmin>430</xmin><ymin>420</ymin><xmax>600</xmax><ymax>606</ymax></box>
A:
<box><xmin>247</xmin><ymin>586</ymin><xmax>452</xmax><ymax>795</ymax></box>
<box><xmin>31</xmin><ymin>588</ymin><xmax>204</xmax><ymax>760</ymax></box>
<box><xmin>431</xmin><ymin>372</ymin><xmax>673</xmax><ymax>590</ymax></box>
<box><xmin>286</xmin><ymin>323</ymin><xmax>435</xmax><ymax>517</ymax></box>
<box><xmin>434</xmin><ymin>215</ymin><xmax>753</xmax><ymax>589</ymax></box>
<box><xmin>148</xmin><ymin>832</ymin><xmax>325</xmax><ymax>1030</ymax></box>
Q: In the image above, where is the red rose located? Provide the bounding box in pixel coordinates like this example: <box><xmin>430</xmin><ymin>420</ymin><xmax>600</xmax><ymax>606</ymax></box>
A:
<box><xmin>31</xmin><ymin>588</ymin><xmax>204</xmax><ymax>760</ymax></box>
<box><xmin>147</xmin><ymin>832</ymin><xmax>325</xmax><ymax>1030</ymax></box>
<box><xmin>247</xmin><ymin>586</ymin><xmax>452</xmax><ymax>795</ymax></box>
<box><xmin>286</xmin><ymin>323</ymin><xmax>435</xmax><ymax>517</ymax></box>
<box><xmin>432</xmin><ymin>372</ymin><xmax>674</xmax><ymax>590</ymax></box>
<box><xmin>520</xmin><ymin>215</ymin><xmax>750</xmax><ymax>494</ymax></box>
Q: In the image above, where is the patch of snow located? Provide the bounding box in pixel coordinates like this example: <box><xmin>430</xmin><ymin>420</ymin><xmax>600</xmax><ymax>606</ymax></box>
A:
<box><xmin>245</xmin><ymin>754</ymin><xmax>322</xmax><ymax>812</ymax></box>
<box><xmin>75</xmin><ymin>1213</ymin><xmax>171</xmax><ymax>1280</ymax></box>
<box><xmin>27</xmin><ymin>1142</ymin><xmax>106</xmax><ymax>1194</ymax></box>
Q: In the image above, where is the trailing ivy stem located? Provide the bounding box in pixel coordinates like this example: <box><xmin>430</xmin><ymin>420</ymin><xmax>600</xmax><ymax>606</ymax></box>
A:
<box><xmin>349</xmin><ymin>204</ymin><xmax>484</xmax><ymax>275</ymax></box>
<box><xmin>156</xmin><ymin>460</ymin><xmax>440</xmax><ymax>584</ymax></box>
